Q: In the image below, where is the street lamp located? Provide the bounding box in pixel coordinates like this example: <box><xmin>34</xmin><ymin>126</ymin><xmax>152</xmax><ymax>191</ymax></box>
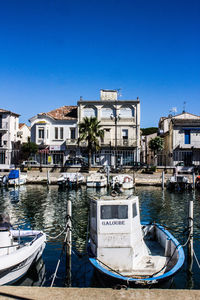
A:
<box><xmin>110</xmin><ymin>112</ymin><xmax>120</xmax><ymax>167</ymax></box>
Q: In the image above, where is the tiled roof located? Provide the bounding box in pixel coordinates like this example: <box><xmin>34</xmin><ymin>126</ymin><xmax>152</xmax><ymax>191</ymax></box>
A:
<box><xmin>19</xmin><ymin>123</ymin><xmax>25</xmax><ymax>129</ymax></box>
<box><xmin>0</xmin><ymin>109</ymin><xmax>20</xmax><ymax>116</ymax></box>
<box><xmin>40</xmin><ymin>106</ymin><xmax>77</xmax><ymax>120</ymax></box>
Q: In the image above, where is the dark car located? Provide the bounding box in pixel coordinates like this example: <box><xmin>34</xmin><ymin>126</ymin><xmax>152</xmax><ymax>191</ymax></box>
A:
<box><xmin>64</xmin><ymin>158</ymin><xmax>88</xmax><ymax>167</ymax></box>
<box><xmin>132</xmin><ymin>162</ymin><xmax>147</xmax><ymax>169</ymax></box>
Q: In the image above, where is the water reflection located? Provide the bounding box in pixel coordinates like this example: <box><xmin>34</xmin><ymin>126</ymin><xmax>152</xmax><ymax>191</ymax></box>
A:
<box><xmin>0</xmin><ymin>185</ymin><xmax>200</xmax><ymax>288</ymax></box>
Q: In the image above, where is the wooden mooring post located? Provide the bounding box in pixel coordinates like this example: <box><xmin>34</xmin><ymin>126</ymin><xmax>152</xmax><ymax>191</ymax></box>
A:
<box><xmin>187</xmin><ymin>194</ymin><xmax>194</xmax><ymax>273</ymax></box>
<box><xmin>66</xmin><ymin>198</ymin><xmax>72</xmax><ymax>286</ymax></box>
<box><xmin>162</xmin><ymin>171</ymin><xmax>165</xmax><ymax>190</ymax></box>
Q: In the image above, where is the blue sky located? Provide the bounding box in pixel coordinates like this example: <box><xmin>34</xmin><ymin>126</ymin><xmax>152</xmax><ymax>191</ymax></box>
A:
<box><xmin>0</xmin><ymin>0</ymin><xmax>199</xmax><ymax>127</ymax></box>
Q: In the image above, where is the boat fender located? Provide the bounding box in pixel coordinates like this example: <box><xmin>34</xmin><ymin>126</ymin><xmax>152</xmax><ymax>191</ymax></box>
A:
<box><xmin>111</xmin><ymin>190</ymin><xmax>118</xmax><ymax>197</ymax></box>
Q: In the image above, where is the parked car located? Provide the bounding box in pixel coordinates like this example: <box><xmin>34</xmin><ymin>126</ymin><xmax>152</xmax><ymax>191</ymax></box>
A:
<box><xmin>132</xmin><ymin>162</ymin><xmax>147</xmax><ymax>169</ymax></box>
<box><xmin>176</xmin><ymin>162</ymin><xmax>194</xmax><ymax>174</ymax></box>
<box><xmin>22</xmin><ymin>160</ymin><xmax>40</xmax><ymax>166</ymax></box>
<box><xmin>64</xmin><ymin>157</ymin><xmax>88</xmax><ymax>167</ymax></box>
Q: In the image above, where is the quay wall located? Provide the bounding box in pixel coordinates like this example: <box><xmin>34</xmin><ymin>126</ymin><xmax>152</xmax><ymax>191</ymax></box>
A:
<box><xmin>0</xmin><ymin>287</ymin><xmax>199</xmax><ymax>300</ymax></box>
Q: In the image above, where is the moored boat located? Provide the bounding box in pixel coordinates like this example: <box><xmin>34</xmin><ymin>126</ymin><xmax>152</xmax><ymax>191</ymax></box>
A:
<box><xmin>111</xmin><ymin>174</ymin><xmax>134</xmax><ymax>190</ymax></box>
<box><xmin>86</xmin><ymin>173</ymin><xmax>107</xmax><ymax>188</ymax></box>
<box><xmin>166</xmin><ymin>175</ymin><xmax>192</xmax><ymax>192</ymax></box>
<box><xmin>195</xmin><ymin>175</ymin><xmax>200</xmax><ymax>191</ymax></box>
<box><xmin>88</xmin><ymin>195</ymin><xmax>184</xmax><ymax>286</ymax></box>
<box><xmin>0</xmin><ymin>214</ymin><xmax>46</xmax><ymax>285</ymax></box>
<box><xmin>7</xmin><ymin>170</ymin><xmax>27</xmax><ymax>187</ymax></box>
<box><xmin>57</xmin><ymin>172</ymin><xmax>84</xmax><ymax>188</ymax></box>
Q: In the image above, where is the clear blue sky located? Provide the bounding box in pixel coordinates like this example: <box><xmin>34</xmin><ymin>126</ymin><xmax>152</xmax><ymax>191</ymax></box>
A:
<box><xmin>0</xmin><ymin>0</ymin><xmax>199</xmax><ymax>127</ymax></box>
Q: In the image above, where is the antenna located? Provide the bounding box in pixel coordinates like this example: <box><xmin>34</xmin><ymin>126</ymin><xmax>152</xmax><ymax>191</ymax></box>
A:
<box><xmin>116</xmin><ymin>88</ymin><xmax>122</xmax><ymax>98</ymax></box>
<box><xmin>169</xmin><ymin>107</ymin><xmax>177</xmax><ymax>116</ymax></box>
<box><xmin>183</xmin><ymin>101</ymin><xmax>186</xmax><ymax>113</ymax></box>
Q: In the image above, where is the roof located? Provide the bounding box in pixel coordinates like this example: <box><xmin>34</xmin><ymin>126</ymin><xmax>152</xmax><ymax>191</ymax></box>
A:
<box><xmin>0</xmin><ymin>109</ymin><xmax>20</xmax><ymax>117</ymax></box>
<box><xmin>39</xmin><ymin>106</ymin><xmax>78</xmax><ymax>120</ymax></box>
<box><xmin>19</xmin><ymin>123</ymin><xmax>30</xmax><ymax>130</ymax></box>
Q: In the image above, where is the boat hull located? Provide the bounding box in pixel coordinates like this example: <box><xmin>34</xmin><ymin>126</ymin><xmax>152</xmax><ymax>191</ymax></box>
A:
<box><xmin>0</xmin><ymin>230</ymin><xmax>46</xmax><ymax>285</ymax></box>
<box><xmin>88</xmin><ymin>223</ymin><xmax>185</xmax><ymax>287</ymax></box>
<box><xmin>87</xmin><ymin>181</ymin><xmax>107</xmax><ymax>188</ymax></box>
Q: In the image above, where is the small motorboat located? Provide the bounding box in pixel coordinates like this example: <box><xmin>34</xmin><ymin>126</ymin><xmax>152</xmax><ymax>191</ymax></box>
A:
<box><xmin>195</xmin><ymin>175</ymin><xmax>200</xmax><ymax>191</ymax></box>
<box><xmin>57</xmin><ymin>172</ymin><xmax>84</xmax><ymax>188</ymax></box>
<box><xmin>88</xmin><ymin>195</ymin><xmax>184</xmax><ymax>287</ymax></box>
<box><xmin>86</xmin><ymin>173</ymin><xmax>107</xmax><ymax>188</ymax></box>
<box><xmin>166</xmin><ymin>175</ymin><xmax>192</xmax><ymax>192</ymax></box>
<box><xmin>0</xmin><ymin>214</ymin><xmax>46</xmax><ymax>285</ymax></box>
<box><xmin>111</xmin><ymin>174</ymin><xmax>134</xmax><ymax>190</ymax></box>
<box><xmin>7</xmin><ymin>170</ymin><xmax>27</xmax><ymax>187</ymax></box>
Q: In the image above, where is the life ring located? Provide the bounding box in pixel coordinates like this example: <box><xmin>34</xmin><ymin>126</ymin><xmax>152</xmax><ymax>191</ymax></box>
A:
<box><xmin>124</xmin><ymin>176</ymin><xmax>131</xmax><ymax>183</ymax></box>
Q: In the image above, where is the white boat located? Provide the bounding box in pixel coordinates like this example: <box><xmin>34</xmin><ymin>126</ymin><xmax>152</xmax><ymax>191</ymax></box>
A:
<box><xmin>166</xmin><ymin>175</ymin><xmax>192</xmax><ymax>191</ymax></box>
<box><xmin>86</xmin><ymin>173</ymin><xmax>107</xmax><ymax>188</ymax></box>
<box><xmin>0</xmin><ymin>214</ymin><xmax>46</xmax><ymax>285</ymax></box>
<box><xmin>57</xmin><ymin>172</ymin><xmax>84</xmax><ymax>188</ymax></box>
<box><xmin>111</xmin><ymin>174</ymin><xmax>134</xmax><ymax>190</ymax></box>
<box><xmin>88</xmin><ymin>195</ymin><xmax>184</xmax><ymax>286</ymax></box>
<box><xmin>8</xmin><ymin>170</ymin><xmax>27</xmax><ymax>187</ymax></box>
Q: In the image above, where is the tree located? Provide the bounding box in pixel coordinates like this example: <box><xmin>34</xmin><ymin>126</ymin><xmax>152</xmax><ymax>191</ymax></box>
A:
<box><xmin>141</xmin><ymin>127</ymin><xmax>158</xmax><ymax>136</ymax></box>
<box><xmin>78</xmin><ymin>117</ymin><xmax>104</xmax><ymax>169</ymax></box>
<box><xmin>21</xmin><ymin>138</ymin><xmax>38</xmax><ymax>160</ymax></box>
<box><xmin>149</xmin><ymin>137</ymin><xmax>164</xmax><ymax>166</ymax></box>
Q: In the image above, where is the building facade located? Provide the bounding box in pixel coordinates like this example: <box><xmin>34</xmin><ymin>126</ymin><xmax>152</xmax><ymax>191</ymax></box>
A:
<box><xmin>0</xmin><ymin>109</ymin><xmax>20</xmax><ymax>167</ymax></box>
<box><xmin>29</xmin><ymin>106</ymin><xmax>78</xmax><ymax>165</ymax></box>
<box><xmin>78</xmin><ymin>89</ymin><xmax>140</xmax><ymax>166</ymax></box>
<box><xmin>159</xmin><ymin>112</ymin><xmax>200</xmax><ymax>166</ymax></box>
<box><xmin>17</xmin><ymin>123</ymin><xmax>31</xmax><ymax>144</ymax></box>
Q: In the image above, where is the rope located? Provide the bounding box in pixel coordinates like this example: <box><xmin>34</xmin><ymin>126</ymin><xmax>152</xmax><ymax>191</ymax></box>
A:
<box><xmin>193</xmin><ymin>248</ymin><xmax>200</xmax><ymax>269</ymax></box>
<box><xmin>50</xmin><ymin>225</ymin><xmax>70</xmax><ymax>287</ymax></box>
<box><xmin>46</xmin><ymin>225</ymin><xmax>67</xmax><ymax>240</ymax></box>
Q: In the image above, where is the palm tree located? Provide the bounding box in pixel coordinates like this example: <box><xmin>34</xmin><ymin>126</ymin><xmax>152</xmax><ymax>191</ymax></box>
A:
<box><xmin>78</xmin><ymin>117</ymin><xmax>104</xmax><ymax>169</ymax></box>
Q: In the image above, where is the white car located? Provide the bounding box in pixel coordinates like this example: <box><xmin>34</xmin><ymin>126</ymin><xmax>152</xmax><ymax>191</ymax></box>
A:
<box><xmin>22</xmin><ymin>160</ymin><xmax>40</xmax><ymax>166</ymax></box>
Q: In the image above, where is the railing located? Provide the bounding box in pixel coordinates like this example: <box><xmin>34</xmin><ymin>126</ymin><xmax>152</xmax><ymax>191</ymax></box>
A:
<box><xmin>0</xmin><ymin>122</ymin><xmax>8</xmax><ymax>130</ymax></box>
<box><xmin>66</xmin><ymin>138</ymin><xmax>137</xmax><ymax>147</ymax></box>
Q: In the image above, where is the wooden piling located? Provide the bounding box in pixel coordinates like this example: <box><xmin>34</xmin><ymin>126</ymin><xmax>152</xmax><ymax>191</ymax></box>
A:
<box><xmin>162</xmin><ymin>171</ymin><xmax>165</xmax><ymax>190</ymax></box>
<box><xmin>66</xmin><ymin>198</ymin><xmax>72</xmax><ymax>286</ymax></box>
<box><xmin>187</xmin><ymin>194</ymin><xmax>194</xmax><ymax>273</ymax></box>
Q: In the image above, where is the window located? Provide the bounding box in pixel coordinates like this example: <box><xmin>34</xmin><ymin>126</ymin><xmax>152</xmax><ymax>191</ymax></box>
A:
<box><xmin>133</xmin><ymin>203</ymin><xmax>137</xmax><ymax>218</ymax></box>
<box><xmin>47</xmin><ymin>129</ymin><xmax>49</xmax><ymax>139</ymax></box>
<box><xmin>70</xmin><ymin>128</ymin><xmax>76</xmax><ymax>139</ymax></box>
<box><xmin>38</xmin><ymin>127</ymin><xmax>44</xmax><ymax>139</ymax></box>
<box><xmin>101</xmin><ymin>107</ymin><xmax>115</xmax><ymax>118</ymax></box>
<box><xmin>60</xmin><ymin>127</ymin><xmax>64</xmax><ymax>140</ymax></box>
<box><xmin>122</xmin><ymin>129</ymin><xmax>128</xmax><ymax>140</ymax></box>
<box><xmin>55</xmin><ymin>127</ymin><xmax>58</xmax><ymax>139</ymax></box>
<box><xmin>119</xmin><ymin>106</ymin><xmax>134</xmax><ymax>118</ymax></box>
<box><xmin>83</xmin><ymin>107</ymin><xmax>97</xmax><ymax>118</ymax></box>
<box><xmin>101</xmin><ymin>205</ymin><xmax>128</xmax><ymax>219</ymax></box>
<box><xmin>185</xmin><ymin>130</ymin><xmax>191</xmax><ymax>144</ymax></box>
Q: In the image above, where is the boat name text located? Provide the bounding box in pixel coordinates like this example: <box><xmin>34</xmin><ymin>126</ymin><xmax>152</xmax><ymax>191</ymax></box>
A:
<box><xmin>102</xmin><ymin>220</ymin><xmax>125</xmax><ymax>225</ymax></box>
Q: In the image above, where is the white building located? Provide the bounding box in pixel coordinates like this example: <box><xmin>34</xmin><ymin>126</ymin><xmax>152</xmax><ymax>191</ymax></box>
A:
<box><xmin>0</xmin><ymin>109</ymin><xmax>20</xmax><ymax>168</ymax></box>
<box><xmin>159</xmin><ymin>112</ymin><xmax>200</xmax><ymax>166</ymax></box>
<box><xmin>17</xmin><ymin>123</ymin><xmax>31</xmax><ymax>144</ymax></box>
<box><xmin>78</xmin><ymin>89</ymin><xmax>140</xmax><ymax>166</ymax></box>
<box><xmin>29</xmin><ymin>106</ymin><xmax>78</xmax><ymax>165</ymax></box>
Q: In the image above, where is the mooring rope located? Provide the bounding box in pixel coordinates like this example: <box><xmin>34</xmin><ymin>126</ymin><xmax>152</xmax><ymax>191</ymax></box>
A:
<box><xmin>193</xmin><ymin>248</ymin><xmax>200</xmax><ymax>269</ymax></box>
<box><xmin>50</xmin><ymin>225</ymin><xmax>70</xmax><ymax>287</ymax></box>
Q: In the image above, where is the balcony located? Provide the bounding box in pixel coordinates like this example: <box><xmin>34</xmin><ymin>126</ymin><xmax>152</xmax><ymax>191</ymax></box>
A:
<box><xmin>99</xmin><ymin>139</ymin><xmax>137</xmax><ymax>147</ymax></box>
<box><xmin>0</xmin><ymin>122</ymin><xmax>8</xmax><ymax>131</ymax></box>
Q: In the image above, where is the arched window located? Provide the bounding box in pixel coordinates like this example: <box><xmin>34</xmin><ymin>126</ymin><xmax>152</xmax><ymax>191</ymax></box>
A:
<box><xmin>83</xmin><ymin>106</ymin><xmax>97</xmax><ymax>118</ymax></box>
<box><xmin>119</xmin><ymin>106</ymin><xmax>134</xmax><ymax>118</ymax></box>
<box><xmin>101</xmin><ymin>106</ymin><xmax>115</xmax><ymax>118</ymax></box>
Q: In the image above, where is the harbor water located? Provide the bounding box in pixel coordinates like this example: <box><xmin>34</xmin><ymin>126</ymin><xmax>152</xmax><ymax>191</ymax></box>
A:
<box><xmin>0</xmin><ymin>185</ymin><xmax>200</xmax><ymax>288</ymax></box>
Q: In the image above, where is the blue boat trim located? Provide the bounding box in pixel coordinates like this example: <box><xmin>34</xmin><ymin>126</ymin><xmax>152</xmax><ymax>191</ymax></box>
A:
<box><xmin>89</xmin><ymin>222</ymin><xmax>185</xmax><ymax>283</ymax></box>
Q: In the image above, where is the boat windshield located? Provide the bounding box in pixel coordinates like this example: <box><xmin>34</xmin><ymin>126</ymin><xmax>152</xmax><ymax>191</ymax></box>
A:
<box><xmin>100</xmin><ymin>205</ymin><xmax>128</xmax><ymax>219</ymax></box>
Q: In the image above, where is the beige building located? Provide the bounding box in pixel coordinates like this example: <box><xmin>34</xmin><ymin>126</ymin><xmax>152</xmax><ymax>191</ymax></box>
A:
<box><xmin>17</xmin><ymin>123</ymin><xmax>31</xmax><ymax>144</ymax></box>
<box><xmin>159</xmin><ymin>112</ymin><xmax>200</xmax><ymax>166</ymax></box>
<box><xmin>78</xmin><ymin>89</ymin><xmax>140</xmax><ymax>166</ymax></box>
